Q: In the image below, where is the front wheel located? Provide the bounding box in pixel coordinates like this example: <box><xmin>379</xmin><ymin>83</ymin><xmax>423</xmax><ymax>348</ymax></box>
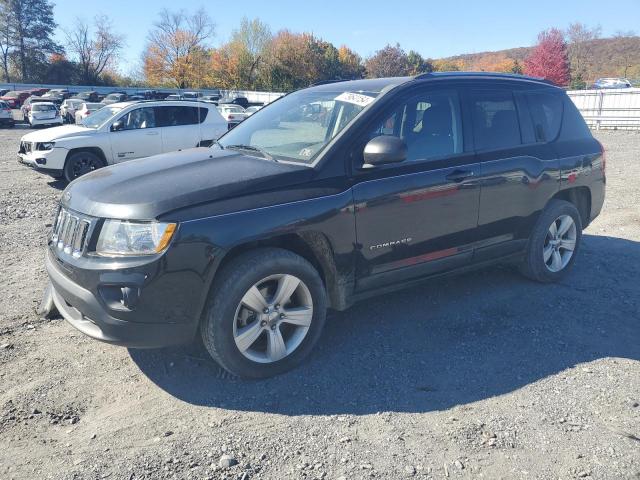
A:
<box><xmin>63</xmin><ymin>151</ymin><xmax>105</xmax><ymax>183</ymax></box>
<box><xmin>520</xmin><ymin>199</ymin><xmax>583</xmax><ymax>282</ymax></box>
<box><xmin>201</xmin><ymin>248</ymin><xmax>327</xmax><ymax>378</ymax></box>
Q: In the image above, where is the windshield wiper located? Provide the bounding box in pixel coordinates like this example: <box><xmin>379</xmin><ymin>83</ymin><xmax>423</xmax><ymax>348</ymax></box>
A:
<box><xmin>225</xmin><ymin>144</ymin><xmax>275</xmax><ymax>161</ymax></box>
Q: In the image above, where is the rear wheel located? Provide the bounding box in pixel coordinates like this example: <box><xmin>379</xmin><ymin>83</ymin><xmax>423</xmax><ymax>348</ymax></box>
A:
<box><xmin>63</xmin><ymin>151</ymin><xmax>105</xmax><ymax>183</ymax></box>
<box><xmin>520</xmin><ymin>199</ymin><xmax>582</xmax><ymax>282</ymax></box>
<box><xmin>200</xmin><ymin>248</ymin><xmax>327</xmax><ymax>378</ymax></box>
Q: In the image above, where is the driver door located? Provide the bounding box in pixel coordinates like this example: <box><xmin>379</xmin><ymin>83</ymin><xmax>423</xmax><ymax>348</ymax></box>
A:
<box><xmin>352</xmin><ymin>87</ymin><xmax>481</xmax><ymax>291</ymax></box>
<box><xmin>109</xmin><ymin>107</ymin><xmax>163</xmax><ymax>163</ymax></box>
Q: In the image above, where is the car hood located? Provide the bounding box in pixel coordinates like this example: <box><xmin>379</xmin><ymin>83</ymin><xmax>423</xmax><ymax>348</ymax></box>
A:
<box><xmin>62</xmin><ymin>148</ymin><xmax>311</xmax><ymax>220</ymax></box>
<box><xmin>21</xmin><ymin>124</ymin><xmax>93</xmax><ymax>142</ymax></box>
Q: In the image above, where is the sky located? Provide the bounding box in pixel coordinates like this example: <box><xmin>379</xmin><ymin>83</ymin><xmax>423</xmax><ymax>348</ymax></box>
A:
<box><xmin>52</xmin><ymin>0</ymin><xmax>640</xmax><ymax>75</ymax></box>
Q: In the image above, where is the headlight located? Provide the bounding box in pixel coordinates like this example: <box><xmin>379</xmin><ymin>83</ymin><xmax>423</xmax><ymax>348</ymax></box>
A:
<box><xmin>96</xmin><ymin>220</ymin><xmax>177</xmax><ymax>256</ymax></box>
<box><xmin>37</xmin><ymin>142</ymin><xmax>55</xmax><ymax>151</ymax></box>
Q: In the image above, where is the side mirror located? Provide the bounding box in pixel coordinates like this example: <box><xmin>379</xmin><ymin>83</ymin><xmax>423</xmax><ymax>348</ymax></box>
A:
<box><xmin>111</xmin><ymin>120</ymin><xmax>124</xmax><ymax>132</ymax></box>
<box><xmin>363</xmin><ymin>135</ymin><xmax>407</xmax><ymax>167</ymax></box>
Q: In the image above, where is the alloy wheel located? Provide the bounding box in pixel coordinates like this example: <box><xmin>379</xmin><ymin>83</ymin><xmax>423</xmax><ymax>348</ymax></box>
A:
<box><xmin>543</xmin><ymin>214</ymin><xmax>577</xmax><ymax>272</ymax></box>
<box><xmin>70</xmin><ymin>156</ymin><xmax>102</xmax><ymax>178</ymax></box>
<box><xmin>233</xmin><ymin>274</ymin><xmax>313</xmax><ymax>363</ymax></box>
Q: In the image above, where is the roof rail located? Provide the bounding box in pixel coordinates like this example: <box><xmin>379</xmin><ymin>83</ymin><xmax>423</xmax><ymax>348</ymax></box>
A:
<box><xmin>414</xmin><ymin>71</ymin><xmax>555</xmax><ymax>85</ymax></box>
<box><xmin>310</xmin><ymin>79</ymin><xmax>351</xmax><ymax>86</ymax></box>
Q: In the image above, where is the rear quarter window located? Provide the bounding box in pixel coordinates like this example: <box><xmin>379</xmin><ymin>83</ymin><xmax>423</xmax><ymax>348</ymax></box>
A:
<box><xmin>525</xmin><ymin>90</ymin><xmax>563</xmax><ymax>142</ymax></box>
<box><xmin>559</xmin><ymin>96</ymin><xmax>592</xmax><ymax>140</ymax></box>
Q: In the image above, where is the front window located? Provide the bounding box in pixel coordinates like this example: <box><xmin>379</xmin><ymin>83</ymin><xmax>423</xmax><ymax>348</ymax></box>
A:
<box><xmin>81</xmin><ymin>106</ymin><xmax>123</xmax><ymax>128</ymax></box>
<box><xmin>119</xmin><ymin>107</ymin><xmax>156</xmax><ymax>130</ymax></box>
<box><xmin>366</xmin><ymin>90</ymin><xmax>463</xmax><ymax>162</ymax></box>
<box><xmin>218</xmin><ymin>87</ymin><xmax>383</xmax><ymax>164</ymax></box>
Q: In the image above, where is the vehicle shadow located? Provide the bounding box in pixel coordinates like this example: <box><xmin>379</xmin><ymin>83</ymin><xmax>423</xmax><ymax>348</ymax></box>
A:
<box><xmin>129</xmin><ymin>233</ymin><xmax>640</xmax><ymax>415</ymax></box>
<box><xmin>46</xmin><ymin>179</ymin><xmax>66</xmax><ymax>190</ymax></box>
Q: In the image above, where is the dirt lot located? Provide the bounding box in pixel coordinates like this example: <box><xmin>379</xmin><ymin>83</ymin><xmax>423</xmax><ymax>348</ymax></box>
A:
<box><xmin>0</xmin><ymin>127</ymin><xmax>638</xmax><ymax>480</ymax></box>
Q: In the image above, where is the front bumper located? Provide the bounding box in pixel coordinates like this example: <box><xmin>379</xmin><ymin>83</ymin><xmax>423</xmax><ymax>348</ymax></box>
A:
<box><xmin>18</xmin><ymin>147</ymin><xmax>67</xmax><ymax>175</ymax></box>
<box><xmin>46</xmin><ymin>249</ymin><xmax>198</xmax><ymax>348</ymax></box>
<box><xmin>29</xmin><ymin>116</ymin><xmax>63</xmax><ymax>126</ymax></box>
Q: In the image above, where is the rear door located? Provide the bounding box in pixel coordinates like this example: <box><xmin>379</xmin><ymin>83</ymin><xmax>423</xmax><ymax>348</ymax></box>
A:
<box><xmin>352</xmin><ymin>86</ymin><xmax>481</xmax><ymax>291</ymax></box>
<box><xmin>468</xmin><ymin>86</ymin><xmax>560</xmax><ymax>261</ymax></box>
<box><xmin>155</xmin><ymin>105</ymin><xmax>208</xmax><ymax>152</ymax></box>
<box><xmin>108</xmin><ymin>106</ymin><xmax>162</xmax><ymax>163</ymax></box>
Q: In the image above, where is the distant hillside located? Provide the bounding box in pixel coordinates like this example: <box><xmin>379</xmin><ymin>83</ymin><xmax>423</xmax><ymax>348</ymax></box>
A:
<box><xmin>437</xmin><ymin>36</ymin><xmax>640</xmax><ymax>81</ymax></box>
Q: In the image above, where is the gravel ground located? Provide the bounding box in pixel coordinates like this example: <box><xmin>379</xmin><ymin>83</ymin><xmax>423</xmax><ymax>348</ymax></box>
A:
<box><xmin>0</xmin><ymin>127</ymin><xmax>639</xmax><ymax>480</ymax></box>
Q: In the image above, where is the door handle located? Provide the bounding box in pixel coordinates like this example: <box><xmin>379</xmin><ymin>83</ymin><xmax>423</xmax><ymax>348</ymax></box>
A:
<box><xmin>145</xmin><ymin>131</ymin><xmax>159</xmax><ymax>136</ymax></box>
<box><xmin>446</xmin><ymin>170</ymin><xmax>475</xmax><ymax>182</ymax></box>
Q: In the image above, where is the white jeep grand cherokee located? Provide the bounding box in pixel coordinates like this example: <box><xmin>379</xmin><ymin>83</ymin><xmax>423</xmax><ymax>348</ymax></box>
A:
<box><xmin>18</xmin><ymin>100</ymin><xmax>228</xmax><ymax>182</ymax></box>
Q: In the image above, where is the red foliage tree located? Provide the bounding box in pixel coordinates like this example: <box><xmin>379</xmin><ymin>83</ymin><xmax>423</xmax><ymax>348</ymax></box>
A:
<box><xmin>524</xmin><ymin>28</ymin><xmax>571</xmax><ymax>86</ymax></box>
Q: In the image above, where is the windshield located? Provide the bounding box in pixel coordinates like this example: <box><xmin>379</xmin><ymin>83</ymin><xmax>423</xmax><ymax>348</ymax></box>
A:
<box><xmin>33</xmin><ymin>104</ymin><xmax>56</xmax><ymax>111</ymax></box>
<box><xmin>81</xmin><ymin>106</ymin><xmax>122</xmax><ymax>128</ymax></box>
<box><xmin>220</xmin><ymin>105</ymin><xmax>243</xmax><ymax>112</ymax></box>
<box><xmin>218</xmin><ymin>88</ymin><xmax>381</xmax><ymax>164</ymax></box>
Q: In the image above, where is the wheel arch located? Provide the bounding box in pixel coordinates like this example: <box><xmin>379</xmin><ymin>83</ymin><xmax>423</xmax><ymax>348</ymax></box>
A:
<box><xmin>551</xmin><ymin>186</ymin><xmax>591</xmax><ymax>228</ymax></box>
<box><xmin>212</xmin><ymin>232</ymin><xmax>350</xmax><ymax>311</ymax></box>
<box><xmin>65</xmin><ymin>146</ymin><xmax>108</xmax><ymax>167</ymax></box>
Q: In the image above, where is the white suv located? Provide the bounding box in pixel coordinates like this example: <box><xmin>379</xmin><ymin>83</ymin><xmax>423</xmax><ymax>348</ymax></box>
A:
<box><xmin>18</xmin><ymin>101</ymin><xmax>228</xmax><ymax>182</ymax></box>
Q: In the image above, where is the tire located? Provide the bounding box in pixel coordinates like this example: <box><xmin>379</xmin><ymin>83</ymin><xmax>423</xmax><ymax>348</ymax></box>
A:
<box><xmin>201</xmin><ymin>248</ymin><xmax>327</xmax><ymax>378</ymax></box>
<box><xmin>63</xmin><ymin>151</ymin><xmax>105</xmax><ymax>183</ymax></box>
<box><xmin>520</xmin><ymin>199</ymin><xmax>583</xmax><ymax>283</ymax></box>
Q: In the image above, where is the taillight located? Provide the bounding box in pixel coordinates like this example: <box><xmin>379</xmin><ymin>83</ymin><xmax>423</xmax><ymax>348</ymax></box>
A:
<box><xmin>596</xmin><ymin>139</ymin><xmax>606</xmax><ymax>173</ymax></box>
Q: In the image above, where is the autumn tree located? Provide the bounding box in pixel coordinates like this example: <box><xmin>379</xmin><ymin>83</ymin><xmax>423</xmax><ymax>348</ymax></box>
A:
<box><xmin>470</xmin><ymin>53</ymin><xmax>517</xmax><ymax>73</ymax></box>
<box><xmin>258</xmin><ymin>31</ymin><xmax>311</xmax><ymax>90</ymax></box>
<box><xmin>524</xmin><ymin>28</ymin><xmax>570</xmax><ymax>86</ymax></box>
<box><xmin>431</xmin><ymin>58</ymin><xmax>466</xmax><ymax>72</ymax></box>
<box><xmin>365</xmin><ymin>44</ymin><xmax>410</xmax><ymax>78</ymax></box>
<box><xmin>257</xmin><ymin>32</ymin><xmax>363</xmax><ymax>91</ymax></box>
<box><xmin>611</xmin><ymin>31</ymin><xmax>639</xmax><ymax>78</ymax></box>
<box><xmin>143</xmin><ymin>8</ymin><xmax>215</xmax><ymax>88</ymax></box>
<box><xmin>406</xmin><ymin>50</ymin><xmax>432</xmax><ymax>75</ymax></box>
<box><xmin>337</xmin><ymin>45</ymin><xmax>364</xmax><ymax>79</ymax></box>
<box><xmin>42</xmin><ymin>53</ymin><xmax>79</xmax><ymax>84</ymax></box>
<box><xmin>511</xmin><ymin>59</ymin><xmax>523</xmax><ymax>74</ymax></box>
<box><xmin>65</xmin><ymin>15</ymin><xmax>124</xmax><ymax>85</ymax></box>
<box><xmin>213</xmin><ymin>17</ymin><xmax>271</xmax><ymax>89</ymax></box>
<box><xmin>565</xmin><ymin>22</ymin><xmax>601</xmax><ymax>86</ymax></box>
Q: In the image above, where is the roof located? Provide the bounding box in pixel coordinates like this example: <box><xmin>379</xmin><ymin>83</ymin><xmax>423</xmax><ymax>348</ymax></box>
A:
<box><xmin>415</xmin><ymin>71</ymin><xmax>557</xmax><ymax>86</ymax></box>
<box><xmin>305</xmin><ymin>72</ymin><xmax>557</xmax><ymax>95</ymax></box>
<box><xmin>310</xmin><ymin>77</ymin><xmax>411</xmax><ymax>93</ymax></box>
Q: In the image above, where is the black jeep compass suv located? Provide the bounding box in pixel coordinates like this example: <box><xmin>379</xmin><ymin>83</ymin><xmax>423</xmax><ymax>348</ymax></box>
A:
<box><xmin>43</xmin><ymin>73</ymin><xmax>605</xmax><ymax>378</ymax></box>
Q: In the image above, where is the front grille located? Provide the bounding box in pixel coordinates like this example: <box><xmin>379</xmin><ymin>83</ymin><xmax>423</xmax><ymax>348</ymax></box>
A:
<box><xmin>51</xmin><ymin>207</ymin><xmax>93</xmax><ymax>258</ymax></box>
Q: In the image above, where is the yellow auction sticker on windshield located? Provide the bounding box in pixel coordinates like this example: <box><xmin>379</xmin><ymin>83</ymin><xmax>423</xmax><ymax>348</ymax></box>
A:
<box><xmin>334</xmin><ymin>92</ymin><xmax>375</xmax><ymax>107</ymax></box>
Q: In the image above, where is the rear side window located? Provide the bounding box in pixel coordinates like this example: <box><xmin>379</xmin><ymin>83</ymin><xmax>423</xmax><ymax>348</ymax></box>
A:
<box><xmin>155</xmin><ymin>106</ymin><xmax>208</xmax><ymax>126</ymax></box>
<box><xmin>525</xmin><ymin>91</ymin><xmax>563</xmax><ymax>142</ymax></box>
<box><xmin>470</xmin><ymin>90</ymin><xmax>521</xmax><ymax>150</ymax></box>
